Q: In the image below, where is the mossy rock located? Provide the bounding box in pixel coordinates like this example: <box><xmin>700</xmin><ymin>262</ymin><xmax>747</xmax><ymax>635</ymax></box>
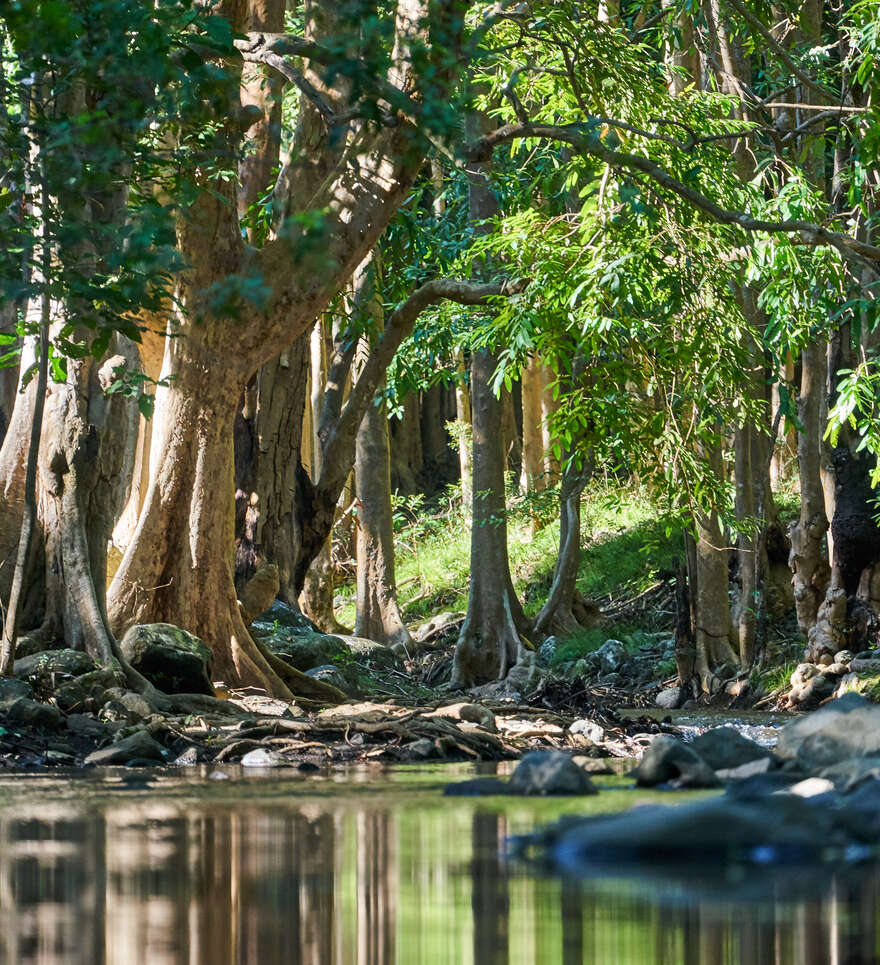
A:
<box><xmin>252</xmin><ymin>629</ymin><xmax>350</xmax><ymax>672</ymax></box>
<box><xmin>251</xmin><ymin>601</ymin><xmax>320</xmax><ymax>637</ymax></box>
<box><xmin>13</xmin><ymin>649</ymin><xmax>95</xmax><ymax>696</ymax></box>
<box><xmin>119</xmin><ymin>623</ymin><xmax>213</xmax><ymax>695</ymax></box>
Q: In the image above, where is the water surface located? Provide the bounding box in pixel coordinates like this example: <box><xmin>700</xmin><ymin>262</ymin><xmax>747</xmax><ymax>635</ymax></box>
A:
<box><xmin>0</xmin><ymin>763</ymin><xmax>876</xmax><ymax>964</ymax></box>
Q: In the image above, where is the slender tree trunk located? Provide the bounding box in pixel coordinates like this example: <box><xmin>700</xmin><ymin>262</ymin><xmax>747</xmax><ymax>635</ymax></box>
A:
<box><xmin>389</xmin><ymin>393</ymin><xmax>423</xmax><ymax>494</ymax></box>
<box><xmin>354</xmin><ymin>386</ymin><xmax>413</xmax><ymax>649</ymax></box>
<box><xmin>519</xmin><ymin>354</ymin><xmax>545</xmax><ymax>498</ymax></box>
<box><xmin>452</xmin><ymin>347</ymin><xmax>472</xmax><ymax>515</ymax></box>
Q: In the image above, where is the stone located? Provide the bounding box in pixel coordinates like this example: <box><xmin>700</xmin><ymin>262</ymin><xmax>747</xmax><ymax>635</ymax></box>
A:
<box><xmin>655</xmin><ymin>687</ymin><xmax>681</xmax><ymax>710</ymax></box>
<box><xmin>443</xmin><ymin>777</ymin><xmax>508</xmax><ymax>796</ymax></box>
<box><xmin>66</xmin><ymin>713</ymin><xmax>110</xmax><ymax>740</ymax></box>
<box><xmin>503</xmin><ymin>653</ymin><xmax>541</xmax><ymax>697</ymax></box>
<box><xmin>790</xmin><ymin>663</ymin><xmax>820</xmax><ymax>689</ymax></box>
<box><xmin>834</xmin><ymin>650</ymin><xmax>854</xmax><ymax>665</ymax></box>
<box><xmin>120</xmin><ymin>624</ymin><xmax>213</xmax><ymax>695</ymax></box>
<box><xmin>430</xmin><ymin>703</ymin><xmax>496</xmax><ymax>731</ymax></box>
<box><xmin>776</xmin><ymin>693</ymin><xmax>880</xmax><ymax>768</ymax></box>
<box><xmin>0</xmin><ymin>677</ymin><xmax>34</xmax><ymax>706</ymax></box>
<box><xmin>254</xmin><ymin>630</ymin><xmax>348</xmax><ymax>670</ymax></box>
<box><xmin>174</xmin><ymin>747</ymin><xmax>199</xmax><ymax>766</ymax></box>
<box><xmin>85</xmin><ymin>729</ymin><xmax>167</xmax><ymax>766</ymax></box>
<box><xmin>789</xmin><ymin>777</ymin><xmax>835</xmax><ymax>798</ymax></box>
<box><xmin>569</xmin><ymin>718</ymin><xmax>605</xmax><ymax>743</ymax></box>
<box><xmin>414</xmin><ymin>611</ymin><xmax>465</xmax><ymax>644</ymax></box>
<box><xmin>850</xmin><ymin>658</ymin><xmax>880</xmax><ymax>674</ymax></box>
<box><xmin>252</xmin><ymin>600</ymin><xmax>321</xmax><ymax>635</ymax></box>
<box><xmin>240</xmin><ymin>748</ymin><xmax>283</xmax><ymax>767</ymax></box>
<box><xmin>715</xmin><ymin>757</ymin><xmax>773</xmax><ymax>781</ymax></box>
<box><xmin>573</xmin><ymin>757</ymin><xmax>615</xmax><ymax>775</ymax></box>
<box><xmin>54</xmin><ymin>669</ymin><xmax>123</xmax><ymax>713</ymax></box>
<box><xmin>13</xmin><ymin>649</ymin><xmax>95</xmax><ymax>694</ymax></box>
<box><xmin>402</xmin><ymin>738</ymin><xmax>436</xmax><ymax>760</ymax></box>
<box><xmin>632</xmin><ymin>736</ymin><xmax>721</xmax><ymax>789</ymax></box>
<box><xmin>3</xmin><ymin>698</ymin><xmax>62</xmax><ymax>730</ymax></box>
<box><xmin>508</xmin><ymin>751</ymin><xmax>598</xmax><ymax>796</ymax></box>
<box><xmin>819</xmin><ymin>756</ymin><xmax>880</xmax><ymax>793</ymax></box>
<box><xmin>595</xmin><ymin>639</ymin><xmax>628</xmax><ymax>674</ymax></box>
<box><xmin>689</xmin><ymin>727</ymin><xmax>774</xmax><ymax>772</ymax></box>
<box><xmin>108</xmin><ymin>692</ymin><xmax>156</xmax><ymax>723</ymax></box>
<box><xmin>305</xmin><ymin>665</ymin><xmax>350</xmax><ymax>693</ymax></box>
<box><xmin>791</xmin><ymin>673</ymin><xmax>837</xmax><ymax>708</ymax></box>
<box><xmin>817</xmin><ymin>653</ymin><xmax>834</xmax><ymax>667</ymax></box>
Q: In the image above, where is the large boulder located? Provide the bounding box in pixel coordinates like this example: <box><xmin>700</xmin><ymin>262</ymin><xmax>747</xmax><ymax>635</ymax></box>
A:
<box><xmin>776</xmin><ymin>693</ymin><xmax>880</xmax><ymax>769</ymax></box>
<box><xmin>54</xmin><ymin>669</ymin><xmax>124</xmax><ymax>713</ymax></box>
<box><xmin>119</xmin><ymin>624</ymin><xmax>213</xmax><ymax>695</ymax></box>
<box><xmin>509</xmin><ymin>751</ymin><xmax>598</xmax><ymax>796</ymax></box>
<box><xmin>594</xmin><ymin>639</ymin><xmax>628</xmax><ymax>674</ymax></box>
<box><xmin>251</xmin><ymin>600</ymin><xmax>320</xmax><ymax>636</ymax></box>
<box><xmin>632</xmin><ymin>736</ymin><xmax>721</xmax><ymax>788</ymax></box>
<box><xmin>689</xmin><ymin>727</ymin><xmax>775</xmax><ymax>772</ymax></box>
<box><xmin>14</xmin><ymin>649</ymin><xmax>95</xmax><ymax>696</ymax></box>
<box><xmin>255</xmin><ymin>631</ymin><xmax>349</xmax><ymax>671</ymax></box>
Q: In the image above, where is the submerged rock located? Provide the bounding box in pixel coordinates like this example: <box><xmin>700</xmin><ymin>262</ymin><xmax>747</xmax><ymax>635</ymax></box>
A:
<box><xmin>120</xmin><ymin>624</ymin><xmax>213</xmax><ymax>696</ymax></box>
<box><xmin>509</xmin><ymin>751</ymin><xmax>597</xmax><ymax>796</ymax></box>
<box><xmin>632</xmin><ymin>736</ymin><xmax>721</xmax><ymax>789</ymax></box>
<box><xmin>443</xmin><ymin>777</ymin><xmax>508</xmax><ymax>797</ymax></box>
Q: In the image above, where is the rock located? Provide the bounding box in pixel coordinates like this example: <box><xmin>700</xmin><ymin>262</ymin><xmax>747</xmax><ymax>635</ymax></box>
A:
<box><xmin>3</xmin><ymin>698</ymin><xmax>62</xmax><ymax>730</ymax></box>
<box><xmin>120</xmin><ymin>624</ymin><xmax>213</xmax><ymax>695</ymax></box>
<box><xmin>835</xmin><ymin>779</ymin><xmax>880</xmax><ymax>841</ymax></box>
<box><xmin>689</xmin><ymin>727</ymin><xmax>774</xmax><ymax>771</ymax></box>
<box><xmin>66</xmin><ymin>713</ymin><xmax>110</xmax><ymax>741</ymax></box>
<box><xmin>569</xmin><ymin>718</ymin><xmax>605</xmax><ymax>743</ymax></box>
<box><xmin>430</xmin><ymin>703</ymin><xmax>496</xmax><ymax>731</ymax></box>
<box><xmin>252</xmin><ymin>600</ymin><xmax>320</xmax><ymax>635</ymax></box>
<box><xmin>503</xmin><ymin>653</ymin><xmax>541</xmax><ymax>698</ymax></box>
<box><xmin>334</xmin><ymin>636</ymin><xmax>399</xmax><ymax>670</ymax></box>
<box><xmin>174</xmin><ymin>747</ymin><xmax>199</xmax><ymax>766</ymax></box>
<box><xmin>715</xmin><ymin>757</ymin><xmax>773</xmax><ymax>781</ymax></box>
<box><xmin>655</xmin><ymin>687</ymin><xmax>681</xmax><ymax>710</ymax></box>
<box><xmin>508</xmin><ymin>751</ymin><xmax>597</xmax><ymax>796</ymax></box>
<box><xmin>443</xmin><ymin>777</ymin><xmax>508</xmax><ymax>796</ymax></box>
<box><xmin>102</xmin><ymin>691</ymin><xmax>157</xmax><ymax>723</ymax></box>
<box><xmin>834</xmin><ymin>650</ymin><xmax>854</xmax><ymax>665</ymax></box>
<box><xmin>414</xmin><ymin>611</ymin><xmax>465</xmax><ymax>644</ymax></box>
<box><xmin>305</xmin><ymin>665</ymin><xmax>350</xmax><ymax>693</ymax></box>
<box><xmin>539</xmin><ymin>792</ymin><xmax>841</xmax><ymax>874</ymax></box>
<box><xmin>54</xmin><ymin>669</ymin><xmax>123</xmax><ymax>713</ymax></box>
<box><xmin>239</xmin><ymin>564</ymin><xmax>280</xmax><ymax>625</ymax></box>
<box><xmin>818</xmin><ymin>756</ymin><xmax>880</xmax><ymax>793</ymax></box>
<box><xmin>209</xmin><ymin>770</ymin><xmax>230</xmax><ymax>780</ymax></box>
<box><xmin>632</xmin><ymin>736</ymin><xmax>721</xmax><ymax>789</ymax></box>
<box><xmin>13</xmin><ymin>649</ymin><xmax>95</xmax><ymax>694</ymax></box>
<box><xmin>850</xmin><ymin>658</ymin><xmax>880</xmax><ymax>674</ymax></box>
<box><xmin>789</xmin><ymin>777</ymin><xmax>836</xmax><ymax>798</ymax></box>
<box><xmin>573</xmin><ymin>757</ymin><xmax>615</xmax><ymax>775</ymax></box>
<box><xmin>595</xmin><ymin>639</ymin><xmax>627</xmax><ymax>674</ymax></box>
<box><xmin>0</xmin><ymin>677</ymin><xmax>34</xmax><ymax>706</ymax></box>
<box><xmin>817</xmin><ymin>653</ymin><xmax>834</xmax><ymax>667</ymax></box>
<box><xmin>776</xmin><ymin>693</ymin><xmax>880</xmax><ymax>769</ymax></box>
<box><xmin>257</xmin><ymin>631</ymin><xmax>349</xmax><ymax>671</ymax></box>
<box><xmin>401</xmin><ymin>738</ymin><xmax>436</xmax><ymax>760</ymax></box>
<box><xmin>240</xmin><ymin>748</ymin><xmax>283</xmax><ymax>767</ymax></box>
<box><xmin>85</xmin><ymin>729</ymin><xmax>166</xmax><ymax>766</ymax></box>
<box><xmin>597</xmin><ymin>672</ymin><xmax>621</xmax><ymax>687</ymax></box>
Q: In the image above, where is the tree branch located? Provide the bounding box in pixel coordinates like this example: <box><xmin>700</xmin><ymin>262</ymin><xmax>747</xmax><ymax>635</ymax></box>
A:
<box><xmin>469</xmin><ymin>122</ymin><xmax>880</xmax><ymax>268</ymax></box>
<box><xmin>317</xmin><ymin>276</ymin><xmax>529</xmax><ymax>498</ymax></box>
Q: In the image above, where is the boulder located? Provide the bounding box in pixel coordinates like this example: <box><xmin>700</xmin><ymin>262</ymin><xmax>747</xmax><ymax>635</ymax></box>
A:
<box><xmin>834</xmin><ymin>650</ymin><xmax>854</xmax><ymax>665</ymax></box>
<box><xmin>850</xmin><ymin>658</ymin><xmax>880</xmax><ymax>674</ymax></box>
<box><xmin>3</xmin><ymin>697</ymin><xmax>62</xmax><ymax>730</ymax></box>
<box><xmin>240</xmin><ymin>748</ymin><xmax>283</xmax><ymax>767</ymax></box>
<box><xmin>655</xmin><ymin>687</ymin><xmax>681</xmax><ymax>710</ymax></box>
<box><xmin>54</xmin><ymin>669</ymin><xmax>124</xmax><ymax>713</ymax></box>
<box><xmin>256</xmin><ymin>631</ymin><xmax>349</xmax><ymax>671</ymax></box>
<box><xmin>632</xmin><ymin>736</ymin><xmax>721</xmax><ymax>788</ymax></box>
<box><xmin>689</xmin><ymin>727</ymin><xmax>774</xmax><ymax>772</ymax></box>
<box><xmin>569</xmin><ymin>718</ymin><xmax>605</xmax><ymax>743</ymax></box>
<box><xmin>0</xmin><ymin>677</ymin><xmax>34</xmax><ymax>706</ymax></box>
<box><xmin>13</xmin><ymin>649</ymin><xmax>95</xmax><ymax>694</ymax></box>
<box><xmin>305</xmin><ymin>665</ymin><xmax>351</xmax><ymax>693</ymax></box>
<box><xmin>776</xmin><ymin>693</ymin><xmax>880</xmax><ymax>769</ymax></box>
<box><xmin>252</xmin><ymin>600</ymin><xmax>320</xmax><ymax>635</ymax></box>
<box><xmin>102</xmin><ymin>690</ymin><xmax>158</xmax><ymax>723</ymax></box>
<box><xmin>85</xmin><ymin>729</ymin><xmax>167</xmax><ymax>766</ymax></box>
<box><xmin>119</xmin><ymin>624</ymin><xmax>213</xmax><ymax>695</ymax></box>
<box><xmin>537</xmin><ymin>637</ymin><xmax>557</xmax><ymax>667</ymax></box>
<box><xmin>595</xmin><ymin>639</ymin><xmax>628</xmax><ymax>674</ymax></box>
<box><xmin>819</xmin><ymin>756</ymin><xmax>880</xmax><ymax>793</ymax></box>
<box><xmin>508</xmin><ymin>751</ymin><xmax>597</xmax><ymax>796</ymax></box>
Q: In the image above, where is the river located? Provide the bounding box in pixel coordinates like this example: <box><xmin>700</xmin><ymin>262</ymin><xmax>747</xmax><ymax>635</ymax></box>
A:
<box><xmin>0</xmin><ymin>749</ymin><xmax>877</xmax><ymax>964</ymax></box>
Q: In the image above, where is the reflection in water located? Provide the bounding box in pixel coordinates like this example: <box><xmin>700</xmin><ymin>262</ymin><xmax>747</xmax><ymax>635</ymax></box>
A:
<box><xmin>0</xmin><ymin>772</ymin><xmax>879</xmax><ymax>964</ymax></box>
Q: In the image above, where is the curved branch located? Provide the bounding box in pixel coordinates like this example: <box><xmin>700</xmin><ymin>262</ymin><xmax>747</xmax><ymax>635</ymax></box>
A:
<box><xmin>317</xmin><ymin>276</ymin><xmax>529</xmax><ymax>498</ymax></box>
<box><xmin>469</xmin><ymin>121</ymin><xmax>880</xmax><ymax>267</ymax></box>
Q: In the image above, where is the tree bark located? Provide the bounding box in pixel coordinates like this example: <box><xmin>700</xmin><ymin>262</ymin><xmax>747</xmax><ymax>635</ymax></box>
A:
<box><xmin>355</xmin><ymin>387</ymin><xmax>413</xmax><ymax>649</ymax></box>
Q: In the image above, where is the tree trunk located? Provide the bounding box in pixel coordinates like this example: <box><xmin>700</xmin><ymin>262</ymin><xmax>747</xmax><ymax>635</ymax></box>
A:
<box><xmin>789</xmin><ymin>340</ymin><xmax>831</xmax><ymax>634</ymax></box>
<box><xmin>389</xmin><ymin>393</ymin><xmax>423</xmax><ymax>494</ymax></box>
<box><xmin>520</xmin><ymin>354</ymin><xmax>546</xmax><ymax>496</ymax></box>
<box><xmin>108</xmin><ymin>335</ymin><xmax>340</xmax><ymax>701</ymax></box>
<box><xmin>452</xmin><ymin>347</ymin><xmax>472</xmax><ymax>515</ymax></box>
<box><xmin>354</xmin><ymin>387</ymin><xmax>413</xmax><ymax>649</ymax></box>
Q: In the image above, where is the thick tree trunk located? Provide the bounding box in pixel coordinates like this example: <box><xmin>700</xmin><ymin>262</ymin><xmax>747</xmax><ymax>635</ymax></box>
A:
<box><xmin>107</xmin><ymin>336</ymin><xmax>340</xmax><ymax>702</ymax></box>
<box><xmin>354</xmin><ymin>388</ymin><xmax>413</xmax><ymax>649</ymax></box>
<box><xmin>453</xmin><ymin>346</ymin><xmax>527</xmax><ymax>685</ymax></box>
<box><xmin>789</xmin><ymin>341</ymin><xmax>831</xmax><ymax>634</ymax></box>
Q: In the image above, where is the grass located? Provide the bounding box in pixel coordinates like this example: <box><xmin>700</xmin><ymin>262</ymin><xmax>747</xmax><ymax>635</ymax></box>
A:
<box><xmin>334</xmin><ymin>478</ymin><xmax>683</xmax><ymax>633</ymax></box>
